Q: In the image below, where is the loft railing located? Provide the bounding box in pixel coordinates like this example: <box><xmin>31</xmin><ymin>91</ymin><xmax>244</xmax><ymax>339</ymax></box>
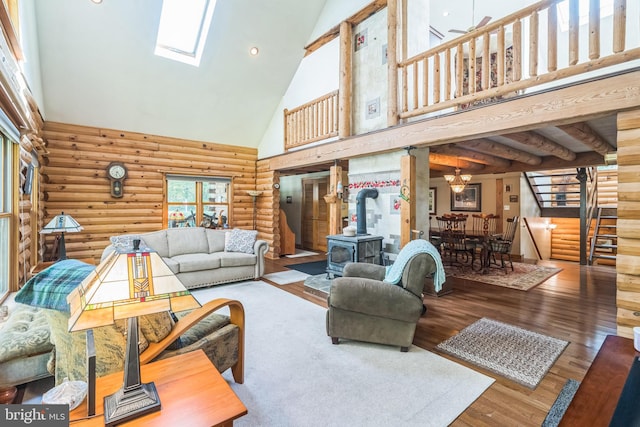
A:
<box><xmin>284</xmin><ymin>0</ymin><xmax>640</xmax><ymax>149</ymax></box>
<box><xmin>398</xmin><ymin>0</ymin><xmax>640</xmax><ymax>119</ymax></box>
<box><xmin>284</xmin><ymin>90</ymin><xmax>338</xmax><ymax>151</ymax></box>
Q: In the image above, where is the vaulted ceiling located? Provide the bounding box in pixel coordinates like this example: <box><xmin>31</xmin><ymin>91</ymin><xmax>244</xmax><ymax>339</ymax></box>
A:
<box><xmin>32</xmin><ymin>0</ymin><xmax>328</xmax><ymax>148</ymax></box>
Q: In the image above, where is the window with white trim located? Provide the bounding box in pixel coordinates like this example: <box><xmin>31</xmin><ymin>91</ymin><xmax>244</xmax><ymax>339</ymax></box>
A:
<box><xmin>166</xmin><ymin>175</ymin><xmax>230</xmax><ymax>228</ymax></box>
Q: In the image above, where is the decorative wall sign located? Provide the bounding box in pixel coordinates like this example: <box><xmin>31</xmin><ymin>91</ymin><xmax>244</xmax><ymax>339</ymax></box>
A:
<box><xmin>391</xmin><ymin>195</ymin><xmax>401</xmax><ymax>214</ymax></box>
<box><xmin>355</xmin><ymin>29</ymin><xmax>368</xmax><ymax>51</ymax></box>
<box><xmin>366</xmin><ymin>97</ymin><xmax>380</xmax><ymax>119</ymax></box>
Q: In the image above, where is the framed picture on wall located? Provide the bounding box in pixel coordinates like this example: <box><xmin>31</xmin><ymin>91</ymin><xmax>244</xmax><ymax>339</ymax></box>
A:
<box><xmin>450</xmin><ymin>183</ymin><xmax>482</xmax><ymax>212</ymax></box>
<box><xmin>428</xmin><ymin>187</ymin><xmax>437</xmax><ymax>214</ymax></box>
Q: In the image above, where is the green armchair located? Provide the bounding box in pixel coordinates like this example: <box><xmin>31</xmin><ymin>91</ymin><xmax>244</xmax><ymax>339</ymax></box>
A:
<box><xmin>326</xmin><ymin>252</ymin><xmax>436</xmax><ymax>352</ymax></box>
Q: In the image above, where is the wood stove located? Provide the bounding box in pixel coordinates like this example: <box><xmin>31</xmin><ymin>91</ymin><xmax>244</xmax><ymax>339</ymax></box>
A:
<box><xmin>326</xmin><ymin>234</ymin><xmax>383</xmax><ymax>277</ymax></box>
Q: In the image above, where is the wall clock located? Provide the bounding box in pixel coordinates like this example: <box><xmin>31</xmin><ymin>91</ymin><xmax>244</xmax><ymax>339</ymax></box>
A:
<box><xmin>106</xmin><ymin>161</ymin><xmax>127</xmax><ymax>198</ymax></box>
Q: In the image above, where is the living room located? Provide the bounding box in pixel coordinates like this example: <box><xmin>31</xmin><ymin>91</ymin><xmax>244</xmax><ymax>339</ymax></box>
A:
<box><xmin>1</xmin><ymin>0</ymin><xmax>639</xmax><ymax>425</ymax></box>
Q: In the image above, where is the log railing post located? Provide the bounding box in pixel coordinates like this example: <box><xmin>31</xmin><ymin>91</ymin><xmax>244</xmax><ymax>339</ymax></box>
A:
<box><xmin>339</xmin><ymin>21</ymin><xmax>352</xmax><ymax>138</ymax></box>
<box><xmin>387</xmin><ymin>0</ymin><xmax>399</xmax><ymax>127</ymax></box>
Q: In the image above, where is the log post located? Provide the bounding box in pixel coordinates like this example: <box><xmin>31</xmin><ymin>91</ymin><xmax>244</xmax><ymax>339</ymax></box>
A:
<box><xmin>400</xmin><ymin>150</ymin><xmax>416</xmax><ymax>247</ymax></box>
<box><xmin>328</xmin><ymin>164</ymin><xmax>343</xmax><ymax>236</ymax></box>
<box><xmin>339</xmin><ymin>21</ymin><xmax>352</xmax><ymax>138</ymax></box>
<box><xmin>387</xmin><ymin>0</ymin><xmax>399</xmax><ymax>127</ymax></box>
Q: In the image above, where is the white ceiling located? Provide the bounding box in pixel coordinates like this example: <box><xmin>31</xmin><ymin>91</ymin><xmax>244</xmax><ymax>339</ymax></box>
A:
<box><xmin>33</xmin><ymin>0</ymin><xmax>328</xmax><ymax>148</ymax></box>
<box><xmin>428</xmin><ymin>0</ymin><xmax>536</xmax><ymax>41</ymax></box>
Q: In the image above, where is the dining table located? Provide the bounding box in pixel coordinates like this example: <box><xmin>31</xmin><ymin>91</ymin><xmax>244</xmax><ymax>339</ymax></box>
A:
<box><xmin>431</xmin><ymin>228</ymin><xmax>496</xmax><ymax>274</ymax></box>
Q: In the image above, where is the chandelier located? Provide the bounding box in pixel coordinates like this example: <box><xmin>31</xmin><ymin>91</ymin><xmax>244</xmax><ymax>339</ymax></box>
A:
<box><xmin>444</xmin><ymin>164</ymin><xmax>472</xmax><ymax>194</ymax></box>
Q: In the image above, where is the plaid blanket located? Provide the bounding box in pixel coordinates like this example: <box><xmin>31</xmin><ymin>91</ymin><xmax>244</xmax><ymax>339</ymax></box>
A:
<box><xmin>15</xmin><ymin>259</ymin><xmax>95</xmax><ymax>312</ymax></box>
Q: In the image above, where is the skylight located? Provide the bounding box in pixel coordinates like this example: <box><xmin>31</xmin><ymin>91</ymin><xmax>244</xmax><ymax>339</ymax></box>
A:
<box><xmin>154</xmin><ymin>0</ymin><xmax>216</xmax><ymax>67</ymax></box>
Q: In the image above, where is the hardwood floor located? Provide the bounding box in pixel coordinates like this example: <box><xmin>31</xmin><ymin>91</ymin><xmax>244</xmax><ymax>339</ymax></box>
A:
<box><xmin>263</xmin><ymin>254</ymin><xmax>617</xmax><ymax>426</ymax></box>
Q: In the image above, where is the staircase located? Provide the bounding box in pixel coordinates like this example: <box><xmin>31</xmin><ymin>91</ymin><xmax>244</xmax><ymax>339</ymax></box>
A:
<box><xmin>526</xmin><ymin>168</ymin><xmax>581</xmax><ymax>217</ymax></box>
<box><xmin>588</xmin><ymin>207</ymin><xmax>618</xmax><ymax>265</ymax></box>
<box><xmin>526</xmin><ymin>166</ymin><xmax>618</xmax><ymax>264</ymax></box>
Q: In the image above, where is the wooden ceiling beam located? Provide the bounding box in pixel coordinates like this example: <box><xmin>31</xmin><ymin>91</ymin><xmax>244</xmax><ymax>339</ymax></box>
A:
<box><xmin>457</xmin><ymin>138</ymin><xmax>542</xmax><ymax>165</ymax></box>
<box><xmin>429</xmin><ymin>153</ymin><xmax>486</xmax><ymax>171</ymax></box>
<box><xmin>431</xmin><ymin>150</ymin><xmax>604</xmax><ymax>177</ymax></box>
<box><xmin>501</xmin><ymin>131</ymin><xmax>577</xmax><ymax>161</ymax></box>
<box><xmin>556</xmin><ymin>122</ymin><xmax>616</xmax><ymax>155</ymax></box>
<box><xmin>431</xmin><ymin>144</ymin><xmax>512</xmax><ymax>168</ymax></box>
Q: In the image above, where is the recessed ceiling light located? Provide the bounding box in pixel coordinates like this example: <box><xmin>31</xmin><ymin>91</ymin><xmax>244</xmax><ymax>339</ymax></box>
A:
<box><xmin>442</xmin><ymin>11</ymin><xmax>449</xmax><ymax>17</ymax></box>
<box><xmin>91</xmin><ymin>0</ymin><xmax>103</xmax><ymax>4</ymax></box>
<box><xmin>249</xmin><ymin>47</ymin><xmax>259</xmax><ymax>56</ymax></box>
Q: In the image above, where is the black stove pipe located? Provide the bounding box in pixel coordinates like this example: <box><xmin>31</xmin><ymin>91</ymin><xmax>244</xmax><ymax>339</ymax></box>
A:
<box><xmin>356</xmin><ymin>188</ymin><xmax>378</xmax><ymax>235</ymax></box>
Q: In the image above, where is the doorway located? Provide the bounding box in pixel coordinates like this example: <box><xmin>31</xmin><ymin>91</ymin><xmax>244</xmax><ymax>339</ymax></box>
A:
<box><xmin>302</xmin><ymin>177</ymin><xmax>329</xmax><ymax>252</ymax></box>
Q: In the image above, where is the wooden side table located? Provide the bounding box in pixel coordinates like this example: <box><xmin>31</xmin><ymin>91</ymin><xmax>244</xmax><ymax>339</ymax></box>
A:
<box><xmin>70</xmin><ymin>350</ymin><xmax>247</xmax><ymax>426</ymax></box>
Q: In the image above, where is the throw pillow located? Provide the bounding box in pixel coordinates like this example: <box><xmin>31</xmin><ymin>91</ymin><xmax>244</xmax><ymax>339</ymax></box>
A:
<box><xmin>109</xmin><ymin>235</ymin><xmax>149</xmax><ymax>252</ymax></box>
<box><xmin>15</xmin><ymin>259</ymin><xmax>95</xmax><ymax>312</ymax></box>
<box><xmin>224</xmin><ymin>229</ymin><xmax>257</xmax><ymax>254</ymax></box>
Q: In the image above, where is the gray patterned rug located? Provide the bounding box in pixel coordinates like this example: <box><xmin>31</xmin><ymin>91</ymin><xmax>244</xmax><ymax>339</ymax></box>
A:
<box><xmin>436</xmin><ymin>318</ymin><xmax>569</xmax><ymax>389</ymax></box>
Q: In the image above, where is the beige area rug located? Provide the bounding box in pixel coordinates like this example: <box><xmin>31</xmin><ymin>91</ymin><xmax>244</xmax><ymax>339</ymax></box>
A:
<box><xmin>262</xmin><ymin>270</ymin><xmax>309</xmax><ymax>285</ymax></box>
<box><xmin>193</xmin><ymin>281</ymin><xmax>495</xmax><ymax>427</ymax></box>
<box><xmin>436</xmin><ymin>318</ymin><xmax>569</xmax><ymax>389</ymax></box>
<box><xmin>445</xmin><ymin>261</ymin><xmax>562</xmax><ymax>291</ymax></box>
<box><xmin>285</xmin><ymin>249</ymin><xmax>318</xmax><ymax>258</ymax></box>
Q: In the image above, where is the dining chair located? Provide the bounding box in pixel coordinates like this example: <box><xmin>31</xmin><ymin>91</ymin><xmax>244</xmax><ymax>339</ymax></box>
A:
<box><xmin>469</xmin><ymin>214</ymin><xmax>500</xmax><ymax>272</ymax></box>
<box><xmin>437</xmin><ymin>216</ymin><xmax>475</xmax><ymax>267</ymax></box>
<box><xmin>489</xmin><ymin>216</ymin><xmax>520</xmax><ymax>273</ymax></box>
<box><xmin>472</xmin><ymin>213</ymin><xmax>499</xmax><ymax>236</ymax></box>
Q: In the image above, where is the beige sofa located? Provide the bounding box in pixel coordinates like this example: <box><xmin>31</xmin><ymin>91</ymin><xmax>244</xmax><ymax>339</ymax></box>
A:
<box><xmin>103</xmin><ymin>227</ymin><xmax>269</xmax><ymax>289</ymax></box>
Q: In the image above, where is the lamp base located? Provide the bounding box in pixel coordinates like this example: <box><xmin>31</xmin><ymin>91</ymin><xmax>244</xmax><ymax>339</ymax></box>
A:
<box><xmin>104</xmin><ymin>381</ymin><xmax>161</xmax><ymax>426</ymax></box>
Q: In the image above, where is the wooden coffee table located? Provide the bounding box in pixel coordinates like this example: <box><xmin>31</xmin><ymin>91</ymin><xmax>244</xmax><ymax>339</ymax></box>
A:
<box><xmin>70</xmin><ymin>350</ymin><xmax>247</xmax><ymax>426</ymax></box>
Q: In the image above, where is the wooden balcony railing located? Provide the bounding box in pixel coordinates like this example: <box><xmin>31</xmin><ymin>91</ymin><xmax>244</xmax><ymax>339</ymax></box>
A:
<box><xmin>284</xmin><ymin>90</ymin><xmax>338</xmax><ymax>151</ymax></box>
<box><xmin>284</xmin><ymin>0</ymin><xmax>640</xmax><ymax>150</ymax></box>
<box><xmin>398</xmin><ymin>0</ymin><xmax>640</xmax><ymax>119</ymax></box>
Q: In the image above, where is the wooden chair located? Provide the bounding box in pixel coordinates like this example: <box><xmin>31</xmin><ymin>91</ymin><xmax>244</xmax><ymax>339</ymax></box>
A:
<box><xmin>471</xmin><ymin>213</ymin><xmax>499</xmax><ymax>236</ymax></box>
<box><xmin>437</xmin><ymin>216</ymin><xmax>475</xmax><ymax>267</ymax></box>
<box><xmin>489</xmin><ymin>216</ymin><xmax>520</xmax><ymax>273</ymax></box>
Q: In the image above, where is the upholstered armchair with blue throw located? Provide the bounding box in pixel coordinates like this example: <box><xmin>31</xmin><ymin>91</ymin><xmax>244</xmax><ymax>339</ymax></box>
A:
<box><xmin>326</xmin><ymin>240</ymin><xmax>444</xmax><ymax>352</ymax></box>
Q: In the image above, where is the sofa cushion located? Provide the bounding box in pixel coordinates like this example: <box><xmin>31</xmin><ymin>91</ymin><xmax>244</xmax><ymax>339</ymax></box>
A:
<box><xmin>140</xmin><ymin>230</ymin><xmax>170</xmax><ymax>257</ymax></box>
<box><xmin>224</xmin><ymin>229</ymin><xmax>257</xmax><ymax>254</ymax></box>
<box><xmin>138</xmin><ymin>312</ymin><xmax>175</xmax><ymax>343</ymax></box>
<box><xmin>205</xmin><ymin>229</ymin><xmax>227</xmax><ymax>253</ymax></box>
<box><xmin>220</xmin><ymin>252</ymin><xmax>257</xmax><ymax>268</ymax></box>
<box><xmin>172</xmin><ymin>253</ymin><xmax>221</xmax><ymax>273</ymax></box>
<box><xmin>162</xmin><ymin>257</ymin><xmax>180</xmax><ymax>274</ymax></box>
<box><xmin>15</xmin><ymin>259</ymin><xmax>95</xmax><ymax>312</ymax></box>
<box><xmin>167</xmin><ymin>227</ymin><xmax>209</xmax><ymax>257</ymax></box>
<box><xmin>0</xmin><ymin>305</ymin><xmax>53</xmax><ymax>364</ymax></box>
<box><xmin>110</xmin><ymin>234</ymin><xmax>149</xmax><ymax>252</ymax></box>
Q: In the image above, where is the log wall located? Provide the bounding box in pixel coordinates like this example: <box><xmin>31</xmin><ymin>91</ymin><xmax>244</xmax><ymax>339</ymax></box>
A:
<box><xmin>41</xmin><ymin>122</ymin><xmax>258</xmax><ymax>264</ymax></box>
<box><xmin>256</xmin><ymin>159</ymin><xmax>279</xmax><ymax>259</ymax></box>
<box><xmin>616</xmin><ymin>108</ymin><xmax>640</xmax><ymax>338</ymax></box>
